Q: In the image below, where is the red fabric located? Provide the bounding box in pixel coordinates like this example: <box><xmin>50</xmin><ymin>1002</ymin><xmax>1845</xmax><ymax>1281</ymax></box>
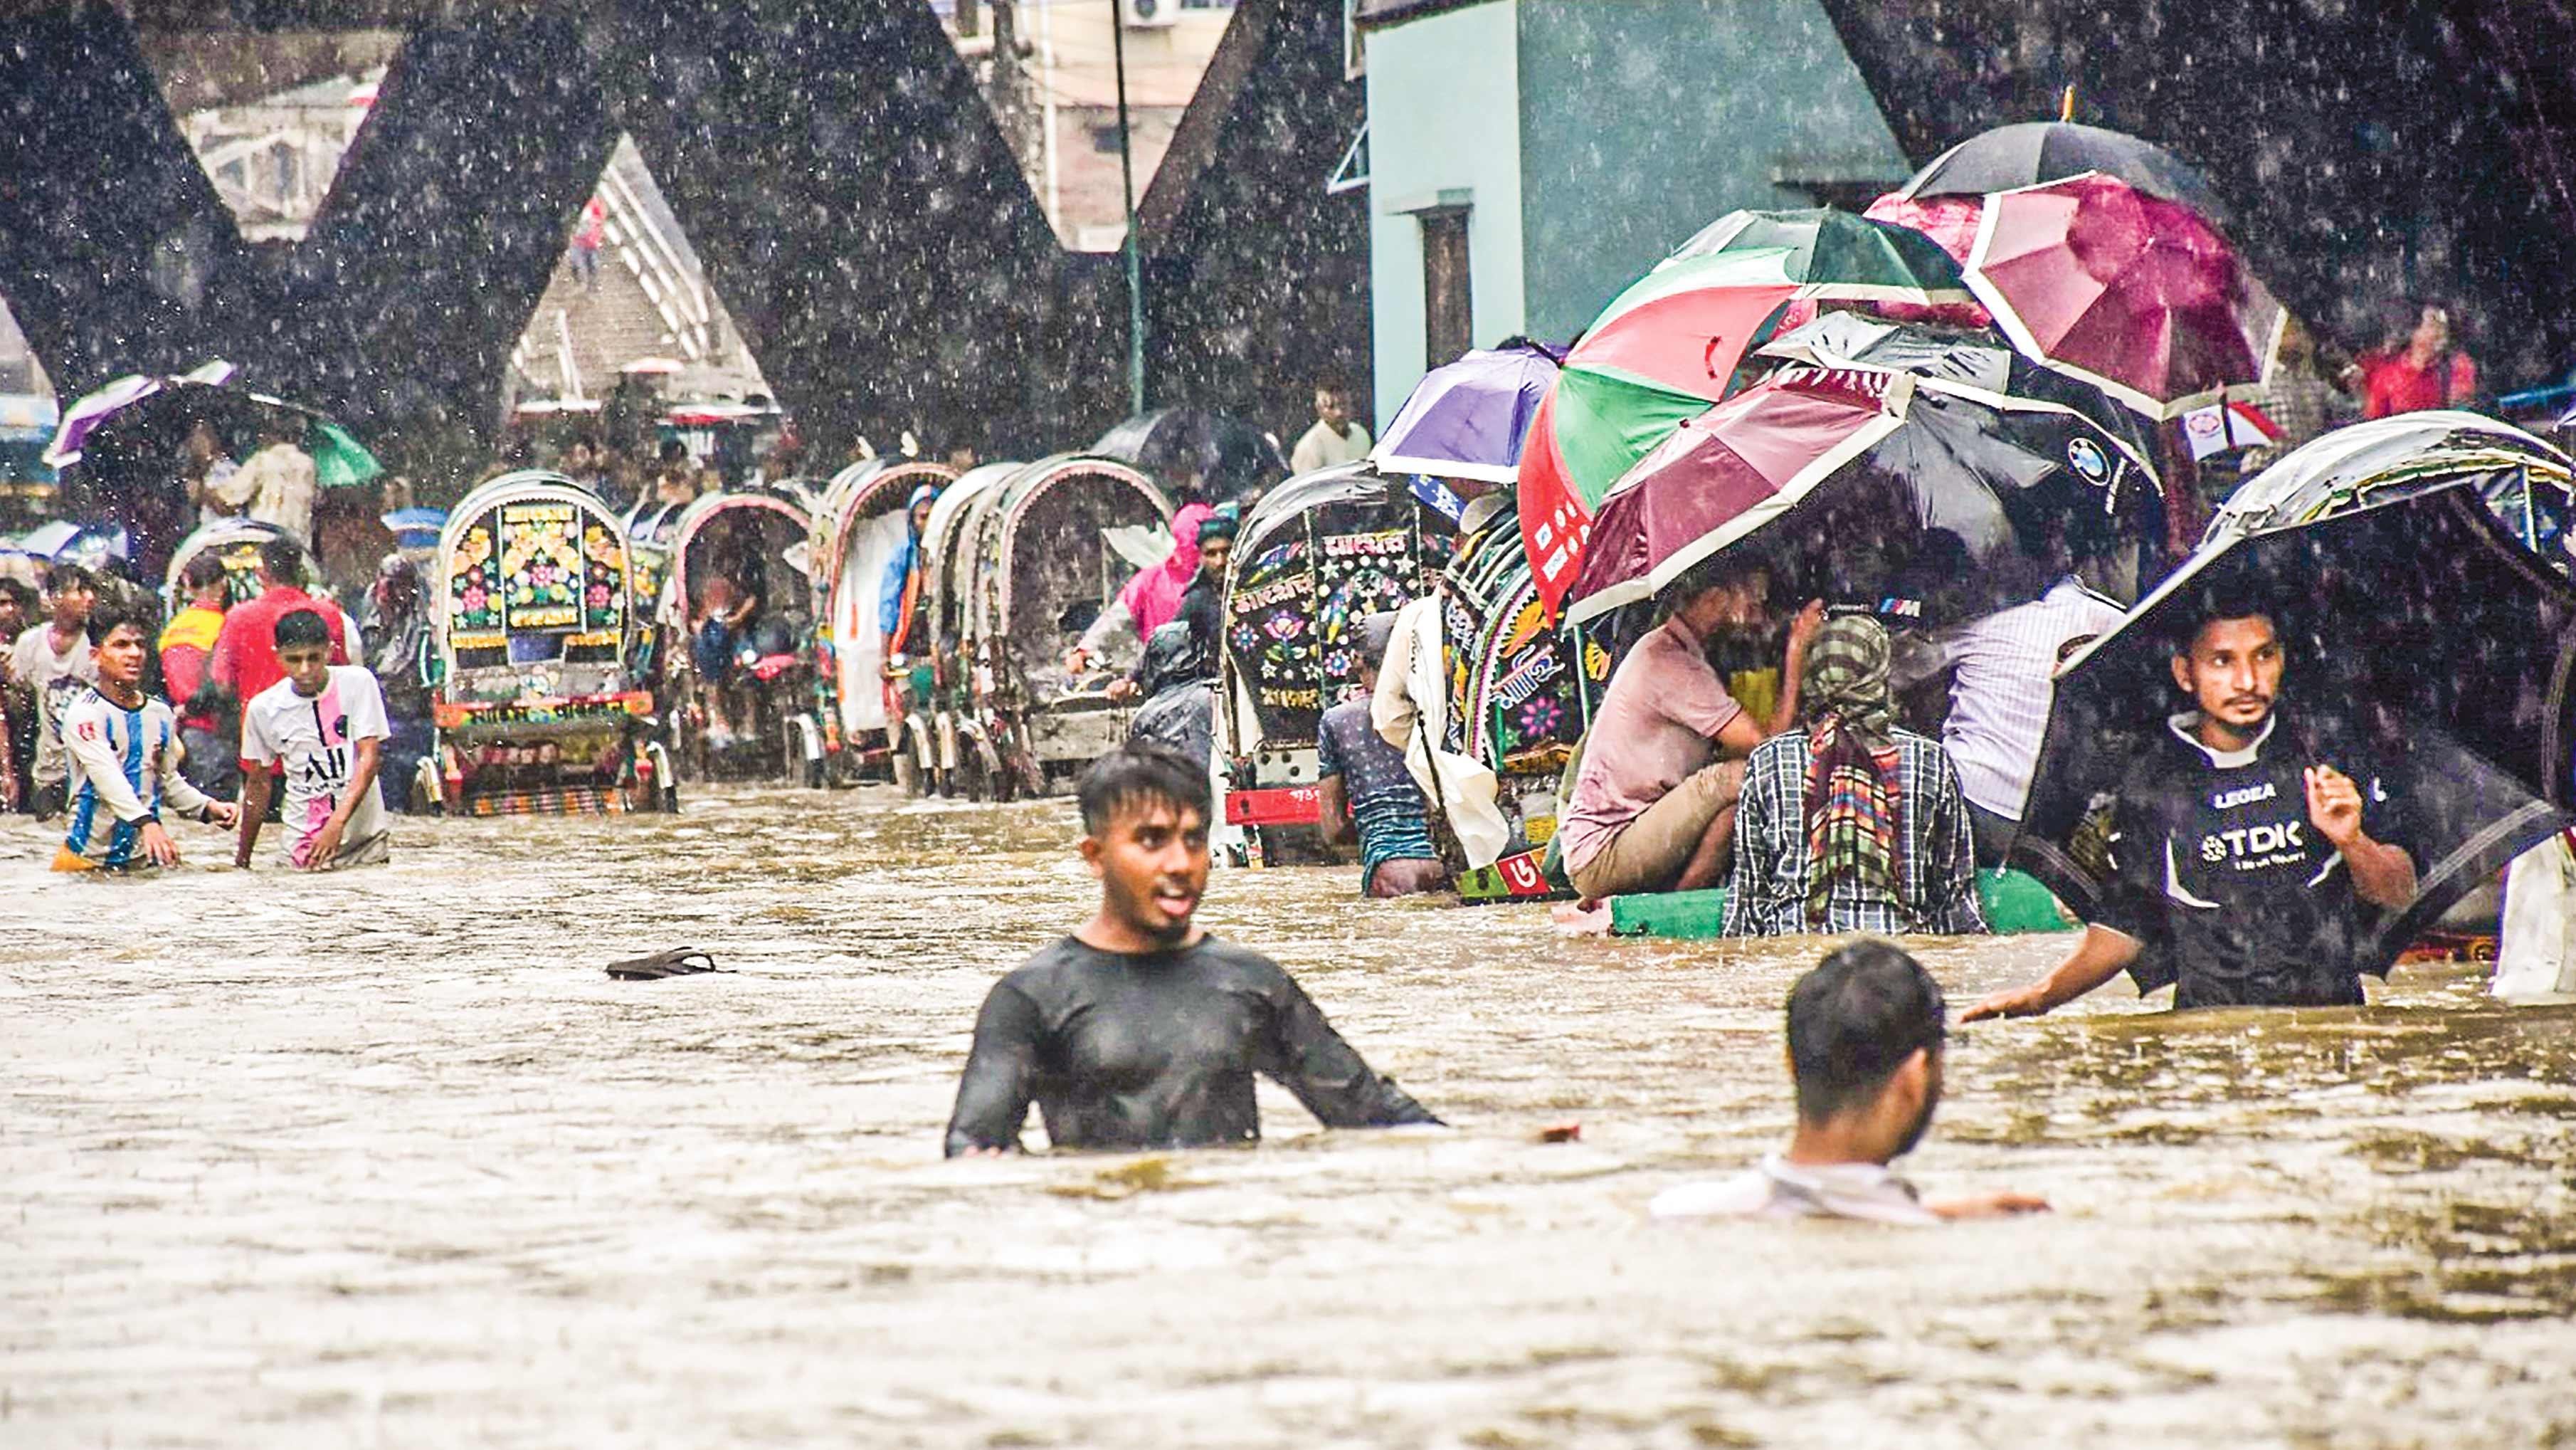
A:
<box><xmin>574</xmin><ymin>197</ymin><xmax>606</xmax><ymax>250</ymax></box>
<box><xmin>208</xmin><ymin>585</ymin><xmax>351</xmax><ymax>708</ymax></box>
<box><xmin>2361</xmin><ymin>350</ymin><xmax>2477</xmax><ymax>419</ymax></box>
<box><xmin>1860</xmin><ymin>194</ymin><xmax>1995</xmax><ymax>327</ymax></box>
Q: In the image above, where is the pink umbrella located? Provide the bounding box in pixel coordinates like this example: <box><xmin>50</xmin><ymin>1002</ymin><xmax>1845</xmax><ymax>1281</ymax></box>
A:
<box><xmin>1963</xmin><ymin>172</ymin><xmax>2281</xmax><ymax>420</ymax></box>
<box><xmin>1859</xmin><ymin>194</ymin><xmax>1992</xmax><ymax>327</ymax></box>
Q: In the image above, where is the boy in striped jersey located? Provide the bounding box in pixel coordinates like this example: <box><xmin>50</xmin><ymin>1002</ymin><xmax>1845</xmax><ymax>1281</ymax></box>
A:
<box><xmin>53</xmin><ymin>607</ymin><xmax>240</xmax><ymax>871</ymax></box>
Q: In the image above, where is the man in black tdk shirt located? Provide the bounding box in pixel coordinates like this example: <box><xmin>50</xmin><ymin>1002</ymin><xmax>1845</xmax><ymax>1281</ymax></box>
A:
<box><xmin>1968</xmin><ymin>601</ymin><xmax>2418</xmax><ymax>1016</ymax></box>
<box><xmin>946</xmin><ymin>741</ymin><xmax>1440</xmax><ymax>1155</ymax></box>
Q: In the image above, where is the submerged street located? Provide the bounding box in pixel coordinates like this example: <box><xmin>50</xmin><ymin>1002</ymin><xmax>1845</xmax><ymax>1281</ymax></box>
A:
<box><xmin>6</xmin><ymin>785</ymin><xmax>2572</xmax><ymax>1446</ymax></box>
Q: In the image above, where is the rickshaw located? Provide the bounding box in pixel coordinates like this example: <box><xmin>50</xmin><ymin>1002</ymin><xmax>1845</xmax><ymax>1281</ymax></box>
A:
<box><xmin>1439</xmin><ymin>493</ymin><xmax>1612</xmax><ymax>893</ymax></box>
<box><xmin>809</xmin><ymin>457</ymin><xmax>959</xmax><ymax>783</ymax></box>
<box><xmin>649</xmin><ymin>485</ymin><xmax>820</xmax><ymax>783</ymax></box>
<box><xmin>1214</xmin><ymin>462</ymin><xmax>1448</xmax><ymax>861</ymax></box>
<box><xmin>161</xmin><ymin>518</ymin><xmax>321</xmax><ymax>614</ymax></box>
<box><xmin>920</xmin><ymin>455</ymin><xmax>1172</xmax><ymax>799</ymax></box>
<box><xmin>431</xmin><ymin>470</ymin><xmax>661</xmax><ymax>814</ymax></box>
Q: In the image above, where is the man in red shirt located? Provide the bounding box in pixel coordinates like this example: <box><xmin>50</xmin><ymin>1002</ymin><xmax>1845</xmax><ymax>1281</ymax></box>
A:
<box><xmin>158</xmin><ymin>552</ymin><xmax>236</xmax><ymax>794</ymax></box>
<box><xmin>2361</xmin><ymin>303</ymin><xmax>2477</xmax><ymax>418</ymax></box>
<box><xmin>209</xmin><ymin>535</ymin><xmax>349</xmax><ymax>711</ymax></box>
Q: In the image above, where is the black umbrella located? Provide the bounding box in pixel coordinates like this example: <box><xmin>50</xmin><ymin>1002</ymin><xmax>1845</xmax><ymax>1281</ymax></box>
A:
<box><xmin>2016</xmin><ymin>482</ymin><xmax>2576</xmax><ymax>982</ymax></box>
<box><xmin>1896</xmin><ymin>122</ymin><xmax>2232</xmax><ymax>227</ymax></box>
<box><xmin>1091</xmin><ymin>409</ymin><xmax>1287</xmax><ymax>505</ymax></box>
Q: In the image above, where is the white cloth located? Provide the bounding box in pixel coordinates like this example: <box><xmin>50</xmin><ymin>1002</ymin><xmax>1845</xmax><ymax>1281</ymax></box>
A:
<box><xmin>1371</xmin><ymin>594</ymin><xmax>1508</xmax><ymax>867</ymax></box>
<box><xmin>241</xmin><ymin>665</ymin><xmax>391</xmax><ymax>867</ymax></box>
<box><xmin>1649</xmin><ymin>1152</ymin><xmax>1941</xmax><ymax>1226</ymax></box>
<box><xmin>240</xmin><ymin>443</ymin><xmax>318</xmax><ymax>539</ymax></box>
<box><xmin>58</xmin><ymin>688</ymin><xmax>211</xmax><ymax>866</ymax></box>
<box><xmin>2493</xmin><ymin>834</ymin><xmax>2576</xmax><ymax>1002</ymax></box>
<box><xmin>199</xmin><ymin>456</ymin><xmax>250</xmax><ymax>526</ymax></box>
<box><xmin>11</xmin><ymin>623</ymin><xmax>100</xmax><ymax>788</ymax></box>
<box><xmin>1291</xmin><ymin>419</ymin><xmax>1372</xmax><ymax>474</ymax></box>
<box><xmin>1905</xmin><ymin>578</ymin><xmax>2123</xmax><ymax>821</ymax></box>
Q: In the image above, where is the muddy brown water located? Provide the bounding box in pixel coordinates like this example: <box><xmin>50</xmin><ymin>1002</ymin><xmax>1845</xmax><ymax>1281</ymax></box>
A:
<box><xmin>5</xmin><ymin>784</ymin><xmax>2574</xmax><ymax>1447</ymax></box>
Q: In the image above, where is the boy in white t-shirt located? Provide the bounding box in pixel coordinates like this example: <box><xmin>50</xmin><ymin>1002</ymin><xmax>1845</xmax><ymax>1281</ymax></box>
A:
<box><xmin>236</xmin><ymin>609</ymin><xmax>392</xmax><ymax>871</ymax></box>
<box><xmin>53</xmin><ymin>606</ymin><xmax>239</xmax><ymax>871</ymax></box>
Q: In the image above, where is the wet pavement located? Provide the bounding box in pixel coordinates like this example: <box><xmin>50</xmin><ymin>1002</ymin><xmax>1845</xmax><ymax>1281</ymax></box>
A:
<box><xmin>5</xmin><ymin>784</ymin><xmax>2575</xmax><ymax>1447</ymax></box>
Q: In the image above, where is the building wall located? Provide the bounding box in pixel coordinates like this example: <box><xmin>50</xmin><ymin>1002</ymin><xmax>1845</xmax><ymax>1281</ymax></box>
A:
<box><xmin>1514</xmin><ymin>0</ymin><xmax>1909</xmax><ymax>345</ymax></box>
<box><xmin>1362</xmin><ymin>1</ymin><xmax>1524</xmax><ymax>429</ymax></box>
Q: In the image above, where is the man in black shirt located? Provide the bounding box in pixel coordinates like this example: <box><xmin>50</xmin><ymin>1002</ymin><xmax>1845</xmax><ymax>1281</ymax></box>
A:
<box><xmin>1967</xmin><ymin>602</ymin><xmax>2417</xmax><ymax>1016</ymax></box>
<box><xmin>945</xmin><ymin>741</ymin><xmax>1440</xmax><ymax>1155</ymax></box>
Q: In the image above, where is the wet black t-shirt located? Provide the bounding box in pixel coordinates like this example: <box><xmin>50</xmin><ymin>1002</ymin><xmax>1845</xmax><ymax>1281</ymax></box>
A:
<box><xmin>2096</xmin><ymin>715</ymin><xmax>2410</xmax><ymax>1009</ymax></box>
<box><xmin>944</xmin><ymin>936</ymin><xmax>1440</xmax><ymax>1155</ymax></box>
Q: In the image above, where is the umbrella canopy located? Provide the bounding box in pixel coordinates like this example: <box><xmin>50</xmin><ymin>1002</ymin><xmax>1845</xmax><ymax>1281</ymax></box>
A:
<box><xmin>46</xmin><ymin>360</ymin><xmax>238</xmax><ymax>468</ymax></box>
<box><xmin>1371</xmin><ymin>340</ymin><xmax>1563</xmax><ymax>484</ymax></box>
<box><xmin>2019</xmin><ymin>482</ymin><xmax>2576</xmax><ymax>984</ymax></box>
<box><xmin>1092</xmin><ymin>408</ymin><xmax>1287</xmax><ymax>504</ymax></box>
<box><xmin>1664</xmin><ymin>208</ymin><xmax>1975</xmax><ymax>308</ymax></box>
<box><xmin>1519</xmin><ymin>252</ymin><xmax>1805</xmax><ymax>614</ymax></box>
<box><xmin>1757</xmin><ymin>310</ymin><xmax>2163</xmax><ymax>474</ymax></box>
<box><xmin>2210</xmin><ymin>411</ymin><xmax>2576</xmax><ymax>567</ymax></box>
<box><xmin>1964</xmin><ymin>172</ymin><xmax>2281</xmax><ymax>419</ymax></box>
<box><xmin>1566</xmin><ymin>363</ymin><xmax>2163</xmax><ymax>626</ymax></box>
<box><xmin>1897</xmin><ymin>121</ymin><xmax>2232</xmax><ymax>226</ymax></box>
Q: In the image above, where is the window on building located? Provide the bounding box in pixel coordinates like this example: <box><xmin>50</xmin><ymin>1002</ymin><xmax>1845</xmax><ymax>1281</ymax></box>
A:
<box><xmin>1420</xmin><ymin>206</ymin><xmax>1471</xmax><ymax>367</ymax></box>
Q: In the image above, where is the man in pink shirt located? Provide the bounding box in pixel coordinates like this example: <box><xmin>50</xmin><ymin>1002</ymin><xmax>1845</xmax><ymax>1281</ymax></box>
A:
<box><xmin>209</xmin><ymin>535</ymin><xmax>349</xmax><ymax>710</ymax></box>
<box><xmin>1559</xmin><ymin>559</ymin><xmax>1822</xmax><ymax>901</ymax></box>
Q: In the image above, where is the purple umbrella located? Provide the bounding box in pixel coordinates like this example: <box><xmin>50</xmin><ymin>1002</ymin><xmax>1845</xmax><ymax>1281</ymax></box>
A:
<box><xmin>1370</xmin><ymin>340</ymin><xmax>1563</xmax><ymax>485</ymax></box>
<box><xmin>43</xmin><ymin>359</ymin><xmax>237</xmax><ymax>468</ymax></box>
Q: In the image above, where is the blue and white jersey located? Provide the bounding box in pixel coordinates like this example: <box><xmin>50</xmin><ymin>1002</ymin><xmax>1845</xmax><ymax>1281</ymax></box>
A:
<box><xmin>59</xmin><ymin>687</ymin><xmax>212</xmax><ymax>870</ymax></box>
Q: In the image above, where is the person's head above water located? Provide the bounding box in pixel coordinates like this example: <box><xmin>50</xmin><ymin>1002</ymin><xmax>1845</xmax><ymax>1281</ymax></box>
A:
<box><xmin>2170</xmin><ymin>590</ymin><xmax>2284</xmax><ymax>750</ymax></box>
<box><xmin>1194</xmin><ymin>510</ymin><xmax>1237</xmax><ymax>582</ymax></box>
<box><xmin>256</xmin><ymin>535</ymin><xmax>305</xmax><ymax>589</ymax></box>
<box><xmin>1785</xmin><ymin>939</ymin><xmax>1947</xmax><ymax>1165</ymax></box>
<box><xmin>1075</xmin><ymin>741</ymin><xmax>1213</xmax><ymax>952</ymax></box>
<box><xmin>273</xmin><ymin>609</ymin><xmax>335</xmax><ymax>696</ymax></box>
<box><xmin>85</xmin><ymin>605</ymin><xmax>153</xmax><ymax>695</ymax></box>
<box><xmin>181</xmin><ymin>551</ymin><xmax>231</xmax><ymax>607</ymax></box>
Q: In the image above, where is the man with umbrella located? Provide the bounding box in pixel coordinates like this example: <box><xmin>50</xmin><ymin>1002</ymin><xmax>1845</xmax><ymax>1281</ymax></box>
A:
<box><xmin>1965</xmin><ymin>592</ymin><xmax>2416</xmax><ymax>1017</ymax></box>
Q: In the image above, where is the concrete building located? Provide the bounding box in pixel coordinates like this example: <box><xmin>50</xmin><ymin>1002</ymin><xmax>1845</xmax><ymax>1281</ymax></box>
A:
<box><xmin>1355</xmin><ymin>0</ymin><xmax>1910</xmax><ymax>425</ymax></box>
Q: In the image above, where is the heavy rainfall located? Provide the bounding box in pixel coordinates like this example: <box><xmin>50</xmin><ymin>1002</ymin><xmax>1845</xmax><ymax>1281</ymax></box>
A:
<box><xmin>4</xmin><ymin>1</ymin><xmax>2575</xmax><ymax>1446</ymax></box>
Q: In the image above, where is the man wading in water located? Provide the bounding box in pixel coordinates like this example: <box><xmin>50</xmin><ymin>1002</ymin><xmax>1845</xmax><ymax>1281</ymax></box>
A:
<box><xmin>1966</xmin><ymin>596</ymin><xmax>2417</xmax><ymax>1018</ymax></box>
<box><xmin>945</xmin><ymin>741</ymin><xmax>1441</xmax><ymax>1155</ymax></box>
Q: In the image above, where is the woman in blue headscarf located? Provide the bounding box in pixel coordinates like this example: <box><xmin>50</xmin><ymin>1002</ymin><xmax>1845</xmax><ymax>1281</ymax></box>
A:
<box><xmin>877</xmin><ymin>483</ymin><xmax>939</xmax><ymax>661</ymax></box>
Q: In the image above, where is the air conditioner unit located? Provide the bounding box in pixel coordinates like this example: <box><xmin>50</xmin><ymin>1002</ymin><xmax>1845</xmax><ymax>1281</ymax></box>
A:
<box><xmin>1121</xmin><ymin>0</ymin><xmax>1178</xmax><ymax>28</ymax></box>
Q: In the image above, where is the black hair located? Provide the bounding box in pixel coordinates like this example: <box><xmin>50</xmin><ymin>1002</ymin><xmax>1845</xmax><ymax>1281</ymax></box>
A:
<box><xmin>273</xmin><ymin>608</ymin><xmax>333</xmax><ymax>650</ymax></box>
<box><xmin>1076</xmin><ymin>740</ymin><xmax>1212</xmax><ymax>837</ymax></box>
<box><xmin>2170</xmin><ymin>583</ymin><xmax>2281</xmax><ymax>658</ymax></box>
<box><xmin>43</xmin><ymin>562</ymin><xmax>95</xmax><ymax>596</ymax></box>
<box><xmin>258</xmin><ymin>535</ymin><xmax>305</xmax><ymax>584</ymax></box>
<box><xmin>1785</xmin><ymin>939</ymin><xmax>1947</xmax><ymax>1124</ymax></box>
<box><xmin>84</xmin><ymin>604</ymin><xmax>149</xmax><ymax>646</ymax></box>
<box><xmin>1668</xmin><ymin>550</ymin><xmax>1769</xmax><ymax>605</ymax></box>
<box><xmin>181</xmin><ymin>552</ymin><xmax>231</xmax><ymax>592</ymax></box>
<box><xmin>0</xmin><ymin>577</ymin><xmax>34</xmax><ymax>613</ymax></box>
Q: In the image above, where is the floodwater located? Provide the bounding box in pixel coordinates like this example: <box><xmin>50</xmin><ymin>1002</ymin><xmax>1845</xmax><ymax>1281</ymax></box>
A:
<box><xmin>6</xmin><ymin>784</ymin><xmax>2574</xmax><ymax>1448</ymax></box>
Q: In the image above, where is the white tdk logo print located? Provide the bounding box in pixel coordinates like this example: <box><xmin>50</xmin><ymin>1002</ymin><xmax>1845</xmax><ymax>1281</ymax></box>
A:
<box><xmin>2201</xmin><ymin>819</ymin><xmax>2303</xmax><ymax>864</ymax></box>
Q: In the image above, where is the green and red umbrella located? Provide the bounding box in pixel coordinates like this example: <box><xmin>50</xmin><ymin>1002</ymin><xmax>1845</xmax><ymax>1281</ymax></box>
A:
<box><xmin>1519</xmin><ymin>250</ymin><xmax>1803</xmax><ymax>612</ymax></box>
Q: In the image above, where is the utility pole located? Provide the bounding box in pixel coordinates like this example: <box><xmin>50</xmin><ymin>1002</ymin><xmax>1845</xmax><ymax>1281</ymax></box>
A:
<box><xmin>1112</xmin><ymin>4</ymin><xmax>1146</xmax><ymax>414</ymax></box>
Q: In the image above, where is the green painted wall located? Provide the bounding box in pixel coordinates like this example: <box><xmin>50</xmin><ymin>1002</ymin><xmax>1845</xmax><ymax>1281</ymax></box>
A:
<box><xmin>1514</xmin><ymin>0</ymin><xmax>1910</xmax><ymax>344</ymax></box>
<box><xmin>1362</xmin><ymin>1</ymin><xmax>1526</xmax><ymax>429</ymax></box>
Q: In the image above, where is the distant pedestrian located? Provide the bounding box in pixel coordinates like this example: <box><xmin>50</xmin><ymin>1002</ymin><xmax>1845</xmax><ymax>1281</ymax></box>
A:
<box><xmin>10</xmin><ymin>564</ymin><xmax>101</xmax><ymax>819</ymax></box>
<box><xmin>2360</xmin><ymin>301</ymin><xmax>2478</xmax><ymax>419</ymax></box>
<box><xmin>179</xmin><ymin>419</ymin><xmax>248</xmax><ymax>528</ymax></box>
<box><xmin>1290</xmin><ymin>383</ymin><xmax>1372</xmax><ymax>474</ymax></box>
<box><xmin>2243</xmin><ymin>316</ymin><xmax>2356</xmax><ymax>471</ymax></box>
<box><xmin>236</xmin><ymin>609</ymin><xmax>392</xmax><ymax>871</ymax></box>
<box><xmin>1316</xmin><ymin>613</ymin><xmax>1448</xmax><ymax>897</ymax></box>
<box><xmin>209</xmin><ymin>535</ymin><xmax>351</xmax><ymax>713</ymax></box>
<box><xmin>361</xmin><ymin>555</ymin><xmax>435</xmax><ymax>814</ymax></box>
<box><xmin>1652</xmin><ymin>940</ymin><xmax>2047</xmax><ymax>1224</ymax></box>
<box><xmin>239</xmin><ymin>417</ymin><xmax>319</xmax><ymax>541</ymax></box>
<box><xmin>158</xmin><ymin>552</ymin><xmax>238</xmax><ymax>798</ymax></box>
<box><xmin>570</xmin><ymin>196</ymin><xmax>606</xmax><ymax>290</ymax></box>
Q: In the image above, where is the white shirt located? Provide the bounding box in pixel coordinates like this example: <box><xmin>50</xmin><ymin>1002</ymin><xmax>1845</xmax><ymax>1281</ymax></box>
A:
<box><xmin>58</xmin><ymin>688</ymin><xmax>212</xmax><ymax>867</ymax></box>
<box><xmin>241</xmin><ymin>665</ymin><xmax>391</xmax><ymax>866</ymax></box>
<box><xmin>241</xmin><ymin>443</ymin><xmax>319</xmax><ymax>538</ymax></box>
<box><xmin>1909</xmin><ymin>578</ymin><xmax>2123</xmax><ymax>821</ymax></box>
<box><xmin>1291</xmin><ymin>419</ymin><xmax>1372</xmax><ymax>474</ymax></box>
<box><xmin>1650</xmin><ymin>1153</ymin><xmax>1942</xmax><ymax>1226</ymax></box>
<box><xmin>11</xmin><ymin>623</ymin><xmax>100</xmax><ymax>787</ymax></box>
